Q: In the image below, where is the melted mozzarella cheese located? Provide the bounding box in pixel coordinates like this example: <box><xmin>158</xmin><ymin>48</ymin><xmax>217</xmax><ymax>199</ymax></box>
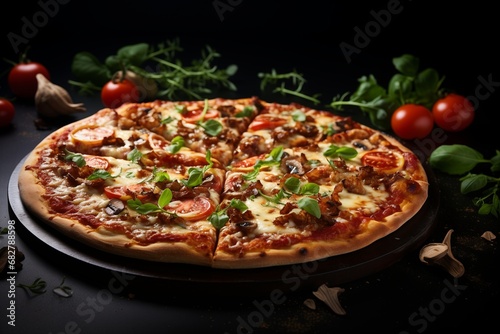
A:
<box><xmin>243</xmin><ymin>196</ymin><xmax>302</xmax><ymax>235</ymax></box>
<box><xmin>339</xmin><ymin>185</ymin><xmax>388</xmax><ymax>212</ymax></box>
<box><xmin>233</xmin><ymin>149</ymin><xmax>391</xmax><ymax>236</ymax></box>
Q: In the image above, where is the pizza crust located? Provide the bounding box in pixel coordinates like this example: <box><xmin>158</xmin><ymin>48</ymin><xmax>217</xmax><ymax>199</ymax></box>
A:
<box><xmin>212</xmin><ymin>201</ymin><xmax>427</xmax><ymax>270</ymax></box>
<box><xmin>212</xmin><ymin>195</ymin><xmax>428</xmax><ymax>270</ymax></box>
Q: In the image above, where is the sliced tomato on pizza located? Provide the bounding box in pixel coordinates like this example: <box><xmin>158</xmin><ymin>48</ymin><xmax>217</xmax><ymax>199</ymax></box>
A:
<box><xmin>248</xmin><ymin>114</ymin><xmax>288</xmax><ymax>131</ymax></box>
<box><xmin>165</xmin><ymin>197</ymin><xmax>216</xmax><ymax>221</ymax></box>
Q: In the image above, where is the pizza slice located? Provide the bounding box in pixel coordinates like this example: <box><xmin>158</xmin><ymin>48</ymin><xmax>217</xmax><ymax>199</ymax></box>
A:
<box><xmin>19</xmin><ymin>108</ymin><xmax>225</xmax><ymax>266</ymax></box>
<box><xmin>212</xmin><ymin>128</ymin><xmax>428</xmax><ymax>269</ymax></box>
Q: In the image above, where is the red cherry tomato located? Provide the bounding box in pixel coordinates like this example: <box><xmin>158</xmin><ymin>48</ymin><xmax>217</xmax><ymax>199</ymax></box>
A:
<box><xmin>390</xmin><ymin>104</ymin><xmax>434</xmax><ymax>140</ymax></box>
<box><xmin>0</xmin><ymin>98</ymin><xmax>16</xmax><ymax>128</ymax></box>
<box><xmin>101</xmin><ymin>79</ymin><xmax>140</xmax><ymax>108</ymax></box>
<box><xmin>432</xmin><ymin>93</ymin><xmax>475</xmax><ymax>132</ymax></box>
<box><xmin>8</xmin><ymin>62</ymin><xmax>50</xmax><ymax>99</ymax></box>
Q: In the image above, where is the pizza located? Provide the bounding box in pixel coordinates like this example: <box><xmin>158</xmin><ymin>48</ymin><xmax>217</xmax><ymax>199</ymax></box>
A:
<box><xmin>17</xmin><ymin>97</ymin><xmax>429</xmax><ymax>269</ymax></box>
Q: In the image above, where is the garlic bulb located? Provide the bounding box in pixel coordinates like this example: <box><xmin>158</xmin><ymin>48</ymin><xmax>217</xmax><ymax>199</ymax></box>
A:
<box><xmin>35</xmin><ymin>74</ymin><xmax>86</xmax><ymax>117</ymax></box>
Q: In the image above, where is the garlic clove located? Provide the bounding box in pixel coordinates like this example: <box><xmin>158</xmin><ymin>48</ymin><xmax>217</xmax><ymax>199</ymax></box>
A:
<box><xmin>35</xmin><ymin>74</ymin><xmax>86</xmax><ymax>118</ymax></box>
<box><xmin>481</xmin><ymin>231</ymin><xmax>496</xmax><ymax>241</ymax></box>
<box><xmin>303</xmin><ymin>298</ymin><xmax>316</xmax><ymax>310</ymax></box>
<box><xmin>313</xmin><ymin>284</ymin><xmax>346</xmax><ymax>315</ymax></box>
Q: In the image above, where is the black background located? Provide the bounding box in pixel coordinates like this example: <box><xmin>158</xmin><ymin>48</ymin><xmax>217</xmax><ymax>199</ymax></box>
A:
<box><xmin>1</xmin><ymin>1</ymin><xmax>499</xmax><ymax>334</ymax></box>
<box><xmin>2</xmin><ymin>0</ymin><xmax>499</xmax><ymax>107</ymax></box>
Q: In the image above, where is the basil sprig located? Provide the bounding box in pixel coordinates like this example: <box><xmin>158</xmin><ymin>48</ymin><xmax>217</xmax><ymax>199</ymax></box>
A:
<box><xmin>87</xmin><ymin>169</ymin><xmax>120</xmax><ymax>181</ymax></box>
<box><xmin>260</xmin><ymin>177</ymin><xmax>319</xmax><ymax>205</ymax></box>
<box><xmin>197</xmin><ymin>99</ymin><xmax>223</xmax><ymax>136</ymax></box>
<box><xmin>64</xmin><ymin>149</ymin><xmax>86</xmax><ymax>167</ymax></box>
<box><xmin>259</xmin><ymin>176</ymin><xmax>321</xmax><ymax>218</ymax></box>
<box><xmin>324</xmin><ymin>144</ymin><xmax>358</xmax><ymax>160</ymax></box>
<box><xmin>208</xmin><ymin>199</ymin><xmax>248</xmax><ymax>229</ymax></box>
<box><xmin>127</xmin><ymin>188</ymin><xmax>174</xmax><ymax>215</ymax></box>
<box><xmin>243</xmin><ymin>146</ymin><xmax>284</xmax><ymax>181</ymax></box>
<box><xmin>167</xmin><ymin>135</ymin><xmax>184</xmax><ymax>153</ymax></box>
<box><xmin>127</xmin><ymin>148</ymin><xmax>143</xmax><ymax>163</ymax></box>
<box><xmin>430</xmin><ymin>144</ymin><xmax>500</xmax><ymax>217</ymax></box>
<box><xmin>297</xmin><ymin>197</ymin><xmax>321</xmax><ymax>218</ymax></box>
<box><xmin>182</xmin><ymin>150</ymin><xmax>213</xmax><ymax>188</ymax></box>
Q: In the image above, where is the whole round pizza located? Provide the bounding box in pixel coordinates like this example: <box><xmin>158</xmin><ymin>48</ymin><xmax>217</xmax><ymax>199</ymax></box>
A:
<box><xmin>18</xmin><ymin>97</ymin><xmax>428</xmax><ymax>269</ymax></box>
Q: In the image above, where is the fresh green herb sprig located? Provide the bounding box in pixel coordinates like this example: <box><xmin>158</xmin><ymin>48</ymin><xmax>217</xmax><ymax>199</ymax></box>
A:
<box><xmin>243</xmin><ymin>146</ymin><xmax>284</xmax><ymax>181</ymax></box>
<box><xmin>127</xmin><ymin>188</ymin><xmax>175</xmax><ymax>215</ymax></box>
<box><xmin>196</xmin><ymin>99</ymin><xmax>223</xmax><ymax>136</ymax></box>
<box><xmin>53</xmin><ymin>276</ymin><xmax>73</xmax><ymax>298</ymax></box>
<box><xmin>70</xmin><ymin>39</ymin><xmax>238</xmax><ymax>100</ymax></box>
<box><xmin>127</xmin><ymin>151</ymin><xmax>213</xmax><ymax>214</ymax></box>
<box><xmin>144</xmin><ymin>44</ymin><xmax>238</xmax><ymax>100</ymax></box>
<box><xmin>297</xmin><ymin>197</ymin><xmax>321</xmax><ymax>218</ymax></box>
<box><xmin>258</xmin><ymin>69</ymin><xmax>321</xmax><ymax>105</ymax></box>
<box><xmin>329</xmin><ymin>54</ymin><xmax>445</xmax><ymax>130</ymax></box>
<box><xmin>150</xmin><ymin>167</ymin><xmax>171</xmax><ymax>183</ymax></box>
<box><xmin>259</xmin><ymin>177</ymin><xmax>321</xmax><ymax>218</ymax></box>
<box><xmin>324</xmin><ymin>145</ymin><xmax>358</xmax><ymax>160</ymax></box>
<box><xmin>429</xmin><ymin>144</ymin><xmax>500</xmax><ymax>217</ymax></box>
<box><xmin>127</xmin><ymin>148</ymin><xmax>143</xmax><ymax>164</ymax></box>
<box><xmin>18</xmin><ymin>277</ymin><xmax>47</xmax><ymax>295</ymax></box>
<box><xmin>64</xmin><ymin>149</ymin><xmax>86</xmax><ymax>167</ymax></box>
<box><xmin>183</xmin><ymin>150</ymin><xmax>213</xmax><ymax>188</ymax></box>
<box><xmin>259</xmin><ymin>177</ymin><xmax>319</xmax><ymax>204</ymax></box>
<box><xmin>87</xmin><ymin>169</ymin><xmax>118</xmax><ymax>181</ymax></box>
<box><xmin>167</xmin><ymin>136</ymin><xmax>185</xmax><ymax>154</ymax></box>
<box><xmin>208</xmin><ymin>199</ymin><xmax>248</xmax><ymax>229</ymax></box>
